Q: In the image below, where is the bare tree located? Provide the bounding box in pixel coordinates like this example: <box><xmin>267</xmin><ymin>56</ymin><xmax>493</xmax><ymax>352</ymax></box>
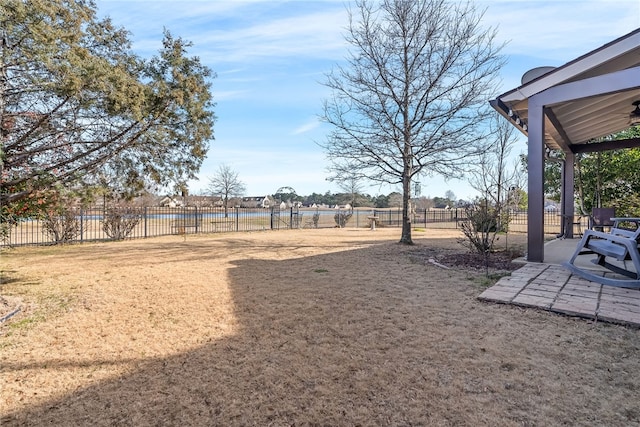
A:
<box><xmin>321</xmin><ymin>0</ymin><xmax>504</xmax><ymax>244</ymax></box>
<box><xmin>461</xmin><ymin>114</ymin><xmax>524</xmax><ymax>261</ymax></box>
<box><xmin>208</xmin><ymin>165</ymin><xmax>246</xmax><ymax>217</ymax></box>
<box><xmin>468</xmin><ymin>114</ymin><xmax>523</xmax><ymax>214</ymax></box>
<box><xmin>334</xmin><ymin>174</ymin><xmax>364</xmax><ymax>207</ymax></box>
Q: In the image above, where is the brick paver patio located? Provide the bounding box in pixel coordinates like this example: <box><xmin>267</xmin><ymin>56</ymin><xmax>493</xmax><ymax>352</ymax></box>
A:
<box><xmin>479</xmin><ymin>263</ymin><xmax>640</xmax><ymax>327</ymax></box>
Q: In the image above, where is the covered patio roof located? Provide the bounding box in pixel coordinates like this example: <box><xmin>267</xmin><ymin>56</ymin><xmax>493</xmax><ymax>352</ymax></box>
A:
<box><xmin>490</xmin><ymin>28</ymin><xmax>640</xmax><ymax>262</ymax></box>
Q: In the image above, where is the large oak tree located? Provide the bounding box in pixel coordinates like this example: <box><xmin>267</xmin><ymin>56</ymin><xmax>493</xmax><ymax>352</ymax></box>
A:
<box><xmin>321</xmin><ymin>0</ymin><xmax>504</xmax><ymax>244</ymax></box>
<box><xmin>1</xmin><ymin>0</ymin><xmax>216</xmax><ymax>207</ymax></box>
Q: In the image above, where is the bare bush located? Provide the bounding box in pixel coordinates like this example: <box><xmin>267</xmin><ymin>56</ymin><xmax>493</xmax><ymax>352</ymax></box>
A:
<box><xmin>102</xmin><ymin>206</ymin><xmax>143</xmax><ymax>240</ymax></box>
<box><xmin>42</xmin><ymin>208</ymin><xmax>82</xmax><ymax>244</ymax></box>
<box><xmin>459</xmin><ymin>204</ymin><xmax>499</xmax><ymax>254</ymax></box>
<box><xmin>334</xmin><ymin>210</ymin><xmax>353</xmax><ymax>228</ymax></box>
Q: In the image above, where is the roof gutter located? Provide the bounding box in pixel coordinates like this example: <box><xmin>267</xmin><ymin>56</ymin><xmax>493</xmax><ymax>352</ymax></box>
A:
<box><xmin>489</xmin><ymin>98</ymin><xmax>529</xmax><ymax>136</ymax></box>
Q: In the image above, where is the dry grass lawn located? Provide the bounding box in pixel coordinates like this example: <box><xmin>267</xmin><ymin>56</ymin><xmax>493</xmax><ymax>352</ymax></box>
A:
<box><xmin>1</xmin><ymin>228</ymin><xmax>639</xmax><ymax>426</ymax></box>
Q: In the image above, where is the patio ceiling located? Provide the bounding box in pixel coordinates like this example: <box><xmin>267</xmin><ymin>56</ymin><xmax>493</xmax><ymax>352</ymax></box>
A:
<box><xmin>491</xmin><ymin>28</ymin><xmax>640</xmax><ymax>154</ymax></box>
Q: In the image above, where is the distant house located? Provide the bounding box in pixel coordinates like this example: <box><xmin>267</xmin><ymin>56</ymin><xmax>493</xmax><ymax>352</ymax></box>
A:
<box><xmin>240</xmin><ymin>196</ymin><xmax>271</xmax><ymax>208</ymax></box>
<box><xmin>275</xmin><ymin>200</ymin><xmax>303</xmax><ymax>209</ymax></box>
<box><xmin>158</xmin><ymin>196</ymin><xmax>184</xmax><ymax>208</ymax></box>
<box><xmin>158</xmin><ymin>195</ymin><xmax>223</xmax><ymax>208</ymax></box>
<box><xmin>185</xmin><ymin>195</ymin><xmax>221</xmax><ymax>207</ymax></box>
<box><xmin>334</xmin><ymin>203</ymin><xmax>352</xmax><ymax>210</ymax></box>
<box><xmin>434</xmin><ymin>202</ymin><xmax>449</xmax><ymax>209</ymax></box>
<box><xmin>211</xmin><ymin>197</ymin><xmax>224</xmax><ymax>207</ymax></box>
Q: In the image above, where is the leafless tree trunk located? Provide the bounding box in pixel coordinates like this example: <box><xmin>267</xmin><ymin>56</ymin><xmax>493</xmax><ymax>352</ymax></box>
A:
<box><xmin>321</xmin><ymin>0</ymin><xmax>504</xmax><ymax>244</ymax></box>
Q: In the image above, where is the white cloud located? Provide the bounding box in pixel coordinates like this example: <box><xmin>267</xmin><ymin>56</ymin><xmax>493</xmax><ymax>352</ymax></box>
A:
<box><xmin>192</xmin><ymin>10</ymin><xmax>349</xmax><ymax>64</ymax></box>
<box><xmin>291</xmin><ymin>119</ymin><xmax>321</xmax><ymax>135</ymax></box>
<box><xmin>483</xmin><ymin>0</ymin><xmax>640</xmax><ymax>61</ymax></box>
<box><xmin>214</xmin><ymin>90</ymin><xmax>251</xmax><ymax>101</ymax></box>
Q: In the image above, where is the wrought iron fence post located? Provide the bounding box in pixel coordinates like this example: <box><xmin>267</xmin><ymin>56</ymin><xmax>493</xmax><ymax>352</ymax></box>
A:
<box><xmin>195</xmin><ymin>206</ymin><xmax>199</xmax><ymax>234</ymax></box>
<box><xmin>80</xmin><ymin>207</ymin><xmax>84</xmax><ymax>243</ymax></box>
<box><xmin>270</xmin><ymin>206</ymin><xmax>274</xmax><ymax>230</ymax></box>
<box><xmin>144</xmin><ymin>207</ymin><xmax>148</xmax><ymax>238</ymax></box>
<box><xmin>235</xmin><ymin>206</ymin><xmax>239</xmax><ymax>232</ymax></box>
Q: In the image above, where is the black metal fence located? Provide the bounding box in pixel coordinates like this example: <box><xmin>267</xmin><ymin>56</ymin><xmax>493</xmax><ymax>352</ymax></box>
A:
<box><xmin>506</xmin><ymin>209</ymin><xmax>583</xmax><ymax>236</ymax></box>
<box><xmin>1</xmin><ymin>206</ymin><xmax>566</xmax><ymax>247</ymax></box>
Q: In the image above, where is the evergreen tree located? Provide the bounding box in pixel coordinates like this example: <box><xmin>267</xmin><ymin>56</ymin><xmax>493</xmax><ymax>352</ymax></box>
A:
<box><xmin>1</xmin><ymin>0</ymin><xmax>216</xmax><ymax>207</ymax></box>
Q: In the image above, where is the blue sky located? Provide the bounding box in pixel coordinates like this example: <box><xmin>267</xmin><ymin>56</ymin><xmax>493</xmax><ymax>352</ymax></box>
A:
<box><xmin>95</xmin><ymin>0</ymin><xmax>640</xmax><ymax>200</ymax></box>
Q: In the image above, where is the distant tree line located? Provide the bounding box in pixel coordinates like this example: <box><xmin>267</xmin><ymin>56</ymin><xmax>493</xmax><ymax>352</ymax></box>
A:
<box><xmin>195</xmin><ymin>189</ymin><xmax>469</xmax><ymax>210</ymax></box>
<box><xmin>269</xmin><ymin>191</ymin><xmax>465</xmax><ymax>209</ymax></box>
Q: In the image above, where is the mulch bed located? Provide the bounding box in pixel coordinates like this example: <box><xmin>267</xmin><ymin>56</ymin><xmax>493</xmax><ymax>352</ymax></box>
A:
<box><xmin>408</xmin><ymin>245</ymin><xmax>524</xmax><ymax>273</ymax></box>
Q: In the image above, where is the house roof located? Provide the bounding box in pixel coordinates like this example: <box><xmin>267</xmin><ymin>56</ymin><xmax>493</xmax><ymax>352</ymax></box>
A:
<box><xmin>490</xmin><ymin>28</ymin><xmax>640</xmax><ymax>153</ymax></box>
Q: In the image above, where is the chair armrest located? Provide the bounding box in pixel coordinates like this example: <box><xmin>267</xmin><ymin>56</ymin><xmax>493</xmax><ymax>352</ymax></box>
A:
<box><xmin>581</xmin><ymin>229</ymin><xmax>612</xmax><ymax>241</ymax></box>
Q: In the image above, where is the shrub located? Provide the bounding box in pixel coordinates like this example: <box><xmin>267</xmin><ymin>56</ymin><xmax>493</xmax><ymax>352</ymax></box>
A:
<box><xmin>334</xmin><ymin>210</ymin><xmax>353</xmax><ymax>228</ymax></box>
<box><xmin>102</xmin><ymin>205</ymin><xmax>143</xmax><ymax>240</ymax></box>
<box><xmin>42</xmin><ymin>207</ymin><xmax>82</xmax><ymax>244</ymax></box>
<box><xmin>459</xmin><ymin>204</ymin><xmax>501</xmax><ymax>254</ymax></box>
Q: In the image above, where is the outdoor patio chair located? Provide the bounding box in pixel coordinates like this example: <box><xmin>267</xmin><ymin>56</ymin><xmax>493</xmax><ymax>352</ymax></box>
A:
<box><xmin>590</xmin><ymin>207</ymin><xmax>615</xmax><ymax>232</ymax></box>
<box><xmin>563</xmin><ymin>218</ymin><xmax>640</xmax><ymax>288</ymax></box>
<box><xmin>573</xmin><ymin>216</ymin><xmax>583</xmax><ymax>237</ymax></box>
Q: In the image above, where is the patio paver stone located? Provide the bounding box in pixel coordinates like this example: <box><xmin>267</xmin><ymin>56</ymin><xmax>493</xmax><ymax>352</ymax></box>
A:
<box><xmin>479</xmin><ymin>262</ymin><xmax>640</xmax><ymax>327</ymax></box>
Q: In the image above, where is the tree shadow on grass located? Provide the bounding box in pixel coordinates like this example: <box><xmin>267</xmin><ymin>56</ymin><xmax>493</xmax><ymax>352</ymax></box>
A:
<box><xmin>2</xmin><ymin>240</ymin><xmax>639</xmax><ymax>426</ymax></box>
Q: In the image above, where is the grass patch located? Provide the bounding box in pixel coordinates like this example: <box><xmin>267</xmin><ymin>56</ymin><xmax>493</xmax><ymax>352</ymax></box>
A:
<box><xmin>473</xmin><ymin>271</ymin><xmax>511</xmax><ymax>288</ymax></box>
<box><xmin>313</xmin><ymin>268</ymin><xmax>329</xmax><ymax>273</ymax></box>
<box><xmin>8</xmin><ymin>314</ymin><xmax>44</xmax><ymax>330</ymax></box>
<box><xmin>2</xmin><ymin>291</ymin><xmax>76</xmax><ymax>332</ymax></box>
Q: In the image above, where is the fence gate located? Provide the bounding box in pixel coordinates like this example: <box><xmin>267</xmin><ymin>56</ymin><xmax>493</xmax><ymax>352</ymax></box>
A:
<box><xmin>290</xmin><ymin>207</ymin><xmax>301</xmax><ymax>229</ymax></box>
<box><xmin>270</xmin><ymin>206</ymin><xmax>281</xmax><ymax>230</ymax></box>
